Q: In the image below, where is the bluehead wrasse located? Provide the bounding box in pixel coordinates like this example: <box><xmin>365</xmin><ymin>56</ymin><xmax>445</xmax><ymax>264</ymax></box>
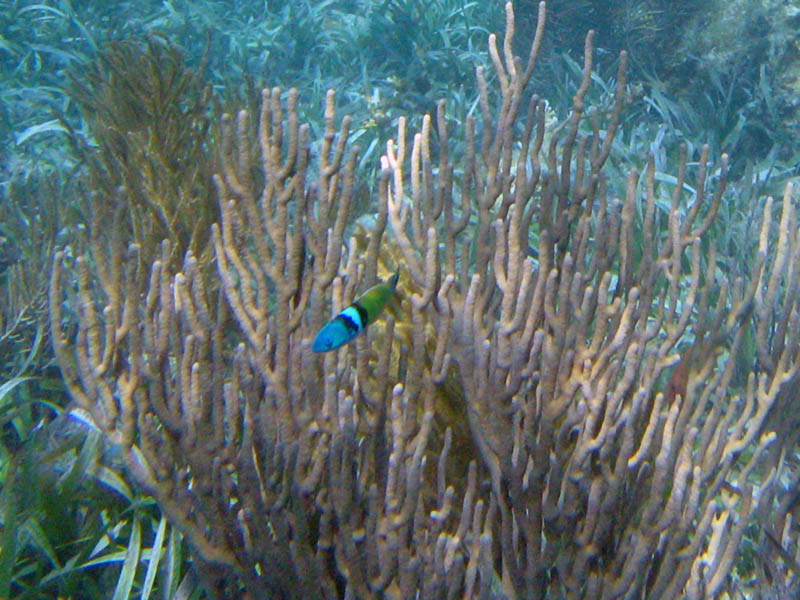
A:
<box><xmin>312</xmin><ymin>270</ymin><xmax>399</xmax><ymax>353</ymax></box>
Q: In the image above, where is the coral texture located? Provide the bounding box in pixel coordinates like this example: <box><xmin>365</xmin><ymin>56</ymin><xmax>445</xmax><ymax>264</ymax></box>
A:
<box><xmin>50</xmin><ymin>3</ymin><xmax>800</xmax><ymax>598</ymax></box>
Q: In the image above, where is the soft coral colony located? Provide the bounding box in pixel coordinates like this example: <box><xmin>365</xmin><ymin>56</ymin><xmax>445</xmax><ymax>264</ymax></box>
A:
<box><xmin>50</xmin><ymin>2</ymin><xmax>800</xmax><ymax>598</ymax></box>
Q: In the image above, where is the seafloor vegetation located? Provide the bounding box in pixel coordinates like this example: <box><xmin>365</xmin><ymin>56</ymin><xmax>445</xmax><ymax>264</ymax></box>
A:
<box><xmin>2</xmin><ymin>0</ymin><xmax>800</xmax><ymax>598</ymax></box>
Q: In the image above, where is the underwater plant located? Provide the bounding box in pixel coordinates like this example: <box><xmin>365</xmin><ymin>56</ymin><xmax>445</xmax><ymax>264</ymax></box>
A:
<box><xmin>46</xmin><ymin>2</ymin><xmax>800</xmax><ymax>599</ymax></box>
<box><xmin>65</xmin><ymin>37</ymin><xmax>219</xmax><ymax>269</ymax></box>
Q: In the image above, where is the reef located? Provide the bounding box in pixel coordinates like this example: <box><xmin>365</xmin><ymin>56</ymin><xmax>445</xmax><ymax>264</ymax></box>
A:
<box><xmin>50</xmin><ymin>3</ymin><xmax>800</xmax><ymax>598</ymax></box>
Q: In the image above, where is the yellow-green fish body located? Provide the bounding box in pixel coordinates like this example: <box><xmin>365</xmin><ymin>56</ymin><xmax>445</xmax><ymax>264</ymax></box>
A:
<box><xmin>312</xmin><ymin>270</ymin><xmax>399</xmax><ymax>353</ymax></box>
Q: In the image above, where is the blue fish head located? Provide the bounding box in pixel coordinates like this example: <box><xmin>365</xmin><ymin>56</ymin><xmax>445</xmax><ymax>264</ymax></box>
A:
<box><xmin>312</xmin><ymin>316</ymin><xmax>359</xmax><ymax>353</ymax></box>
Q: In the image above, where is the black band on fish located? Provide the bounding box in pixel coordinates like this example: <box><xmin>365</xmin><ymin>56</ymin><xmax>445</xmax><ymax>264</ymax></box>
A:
<box><xmin>351</xmin><ymin>301</ymin><xmax>370</xmax><ymax>329</ymax></box>
<box><xmin>337</xmin><ymin>309</ymin><xmax>362</xmax><ymax>333</ymax></box>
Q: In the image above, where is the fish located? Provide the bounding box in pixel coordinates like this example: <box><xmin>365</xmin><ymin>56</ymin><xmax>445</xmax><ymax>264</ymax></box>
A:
<box><xmin>312</xmin><ymin>269</ymin><xmax>399</xmax><ymax>353</ymax></box>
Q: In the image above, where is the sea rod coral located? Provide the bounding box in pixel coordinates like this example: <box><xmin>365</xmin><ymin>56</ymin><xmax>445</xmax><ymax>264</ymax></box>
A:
<box><xmin>50</xmin><ymin>2</ymin><xmax>800</xmax><ymax>598</ymax></box>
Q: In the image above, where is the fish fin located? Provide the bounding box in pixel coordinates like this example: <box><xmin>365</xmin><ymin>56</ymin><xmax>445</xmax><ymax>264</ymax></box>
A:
<box><xmin>388</xmin><ymin>267</ymin><xmax>400</xmax><ymax>289</ymax></box>
<box><xmin>386</xmin><ymin>293</ymin><xmax>403</xmax><ymax>317</ymax></box>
